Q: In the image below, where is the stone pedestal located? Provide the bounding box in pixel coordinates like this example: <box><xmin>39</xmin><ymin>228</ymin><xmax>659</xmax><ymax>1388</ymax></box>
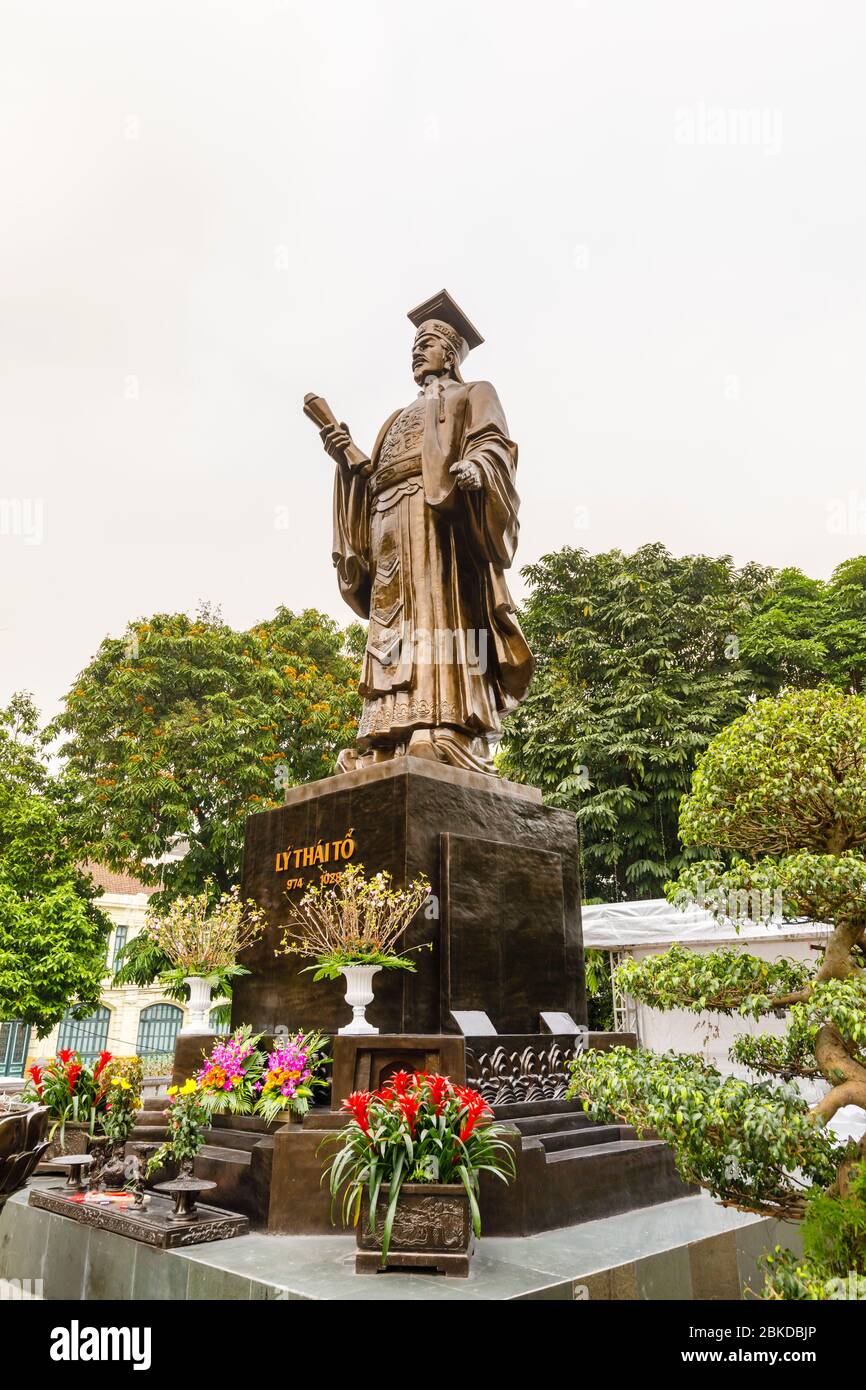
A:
<box><xmin>233</xmin><ymin>757</ymin><xmax>585</xmax><ymax>1036</ymax></box>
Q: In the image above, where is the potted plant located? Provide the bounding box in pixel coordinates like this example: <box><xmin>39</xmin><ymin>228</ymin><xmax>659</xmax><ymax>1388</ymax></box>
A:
<box><xmin>21</xmin><ymin>1048</ymin><xmax>113</xmax><ymax>1158</ymax></box>
<box><xmin>279</xmin><ymin>863</ymin><xmax>431</xmax><ymax>1034</ymax></box>
<box><xmin>142</xmin><ymin>885</ymin><xmax>266</xmax><ymax>1033</ymax></box>
<box><xmin>88</xmin><ymin>1055</ymin><xmax>144</xmax><ymax>1189</ymax></box>
<box><xmin>324</xmin><ymin>1071</ymin><xmax>516</xmax><ymax>1274</ymax></box>
<box><xmin>147</xmin><ymin>1077</ymin><xmax>209</xmax><ymax>1179</ymax></box>
<box><xmin>195</xmin><ymin>1024</ymin><xmax>330</xmax><ymax>1122</ymax></box>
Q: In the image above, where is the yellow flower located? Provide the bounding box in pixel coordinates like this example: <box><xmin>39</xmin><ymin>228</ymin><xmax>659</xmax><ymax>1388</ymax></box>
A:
<box><xmin>180</xmin><ymin>1077</ymin><xmax>198</xmax><ymax>1095</ymax></box>
<box><xmin>167</xmin><ymin>1085</ymin><xmax>178</xmax><ymax>1097</ymax></box>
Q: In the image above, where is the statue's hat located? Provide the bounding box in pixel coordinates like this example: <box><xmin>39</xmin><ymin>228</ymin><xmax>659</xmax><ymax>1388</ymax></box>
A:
<box><xmin>407</xmin><ymin>289</ymin><xmax>484</xmax><ymax>362</ymax></box>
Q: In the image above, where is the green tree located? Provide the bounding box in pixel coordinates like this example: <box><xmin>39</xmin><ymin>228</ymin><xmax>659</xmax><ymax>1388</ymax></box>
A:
<box><xmin>740</xmin><ymin>557</ymin><xmax>866</xmax><ymax>694</ymax></box>
<box><xmin>567</xmin><ymin>687</ymin><xmax>866</xmax><ymax>1298</ymax></box>
<box><xmin>53</xmin><ymin>605</ymin><xmax>362</xmax><ymax>906</ymax></box>
<box><xmin>500</xmin><ymin>544</ymin><xmax>773</xmax><ymax>899</ymax></box>
<box><xmin>0</xmin><ymin>693</ymin><xmax>110</xmax><ymax>1036</ymax></box>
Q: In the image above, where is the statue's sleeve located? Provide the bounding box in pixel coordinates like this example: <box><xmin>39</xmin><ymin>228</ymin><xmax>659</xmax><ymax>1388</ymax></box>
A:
<box><xmin>460</xmin><ymin>380</ymin><xmax>520</xmax><ymax>570</ymax></box>
<box><xmin>332</xmin><ymin>464</ymin><xmax>371</xmax><ymax>619</ymax></box>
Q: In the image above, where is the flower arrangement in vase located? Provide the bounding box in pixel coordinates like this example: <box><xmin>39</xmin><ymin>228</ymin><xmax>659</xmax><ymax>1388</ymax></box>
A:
<box><xmin>87</xmin><ymin>1056</ymin><xmax>144</xmax><ymax>1189</ymax></box>
<box><xmin>278</xmin><ymin>863</ymin><xmax>431</xmax><ymax>1034</ymax></box>
<box><xmin>195</xmin><ymin>1024</ymin><xmax>330</xmax><ymax>1121</ymax></box>
<box><xmin>142</xmin><ymin>885</ymin><xmax>267</xmax><ymax>1034</ymax></box>
<box><xmin>195</xmin><ymin>1025</ymin><xmax>263</xmax><ymax>1114</ymax></box>
<box><xmin>254</xmin><ymin>1032</ymin><xmax>329</xmax><ymax>1123</ymax></box>
<box><xmin>99</xmin><ymin>1057</ymin><xmax>143</xmax><ymax>1146</ymax></box>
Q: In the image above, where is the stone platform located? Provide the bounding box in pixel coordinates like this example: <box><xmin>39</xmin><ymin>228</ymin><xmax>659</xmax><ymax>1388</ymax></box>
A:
<box><xmin>134</xmin><ymin>1032</ymin><xmax>691</xmax><ymax>1235</ymax></box>
<box><xmin>0</xmin><ymin>1182</ymin><xmax>800</xmax><ymax>1301</ymax></box>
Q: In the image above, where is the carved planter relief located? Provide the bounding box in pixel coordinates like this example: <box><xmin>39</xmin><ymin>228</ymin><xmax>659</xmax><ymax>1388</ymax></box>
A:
<box><xmin>356</xmin><ymin>1182</ymin><xmax>474</xmax><ymax>1276</ymax></box>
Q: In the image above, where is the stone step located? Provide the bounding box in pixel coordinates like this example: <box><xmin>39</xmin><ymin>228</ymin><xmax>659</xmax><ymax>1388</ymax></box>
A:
<box><xmin>302</xmin><ymin>1111</ymin><xmax>348</xmax><ymax>1132</ymax></box>
<box><xmin>199</xmin><ymin>1127</ymin><xmax>266</xmax><ymax>1154</ymax></box>
<box><xmin>545</xmin><ymin>1137</ymin><xmax>669</xmax><ymax>1165</ymax></box>
<box><xmin>129</xmin><ymin>1124</ymin><xmax>167</xmax><ymax>1143</ymax></box>
<box><xmin>492</xmin><ymin>1097</ymin><xmax>585</xmax><ymax>1120</ymax></box>
<box><xmin>198</xmin><ymin>1144</ymin><xmax>252</xmax><ymax>1168</ymax></box>
<box><xmin>510</xmin><ymin>1111</ymin><xmax>593</xmax><ymax>1137</ymax></box>
<box><xmin>537</xmin><ymin>1124</ymin><xmax>626</xmax><ymax>1153</ymax></box>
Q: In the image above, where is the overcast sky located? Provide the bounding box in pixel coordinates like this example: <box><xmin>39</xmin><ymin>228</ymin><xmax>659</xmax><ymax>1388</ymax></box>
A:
<box><xmin>3</xmin><ymin>0</ymin><xmax>866</xmax><ymax>721</ymax></box>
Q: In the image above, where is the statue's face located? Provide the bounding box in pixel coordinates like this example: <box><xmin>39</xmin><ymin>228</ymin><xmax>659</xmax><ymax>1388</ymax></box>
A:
<box><xmin>412</xmin><ymin>331</ymin><xmax>453</xmax><ymax>383</ymax></box>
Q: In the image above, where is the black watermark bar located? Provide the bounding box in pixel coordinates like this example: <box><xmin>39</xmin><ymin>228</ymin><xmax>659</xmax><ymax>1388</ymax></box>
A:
<box><xmin>0</xmin><ymin>1295</ymin><xmax>856</xmax><ymax>1375</ymax></box>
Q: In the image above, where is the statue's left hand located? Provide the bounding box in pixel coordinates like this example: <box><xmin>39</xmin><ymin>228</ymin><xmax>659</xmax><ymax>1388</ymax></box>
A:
<box><xmin>450</xmin><ymin>460</ymin><xmax>483</xmax><ymax>492</ymax></box>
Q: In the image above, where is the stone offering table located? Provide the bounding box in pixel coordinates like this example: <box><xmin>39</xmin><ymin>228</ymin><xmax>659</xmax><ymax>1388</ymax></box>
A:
<box><xmin>28</xmin><ymin>1183</ymin><xmax>248</xmax><ymax>1249</ymax></box>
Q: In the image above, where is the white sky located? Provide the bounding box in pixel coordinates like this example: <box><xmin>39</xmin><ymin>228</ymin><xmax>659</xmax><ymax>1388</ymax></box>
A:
<box><xmin>2</xmin><ymin>0</ymin><xmax>866</xmax><ymax>721</ymax></box>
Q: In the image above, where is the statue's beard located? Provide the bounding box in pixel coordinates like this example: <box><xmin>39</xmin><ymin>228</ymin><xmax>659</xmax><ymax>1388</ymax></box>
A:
<box><xmin>413</xmin><ymin>361</ymin><xmax>457</xmax><ymax>385</ymax></box>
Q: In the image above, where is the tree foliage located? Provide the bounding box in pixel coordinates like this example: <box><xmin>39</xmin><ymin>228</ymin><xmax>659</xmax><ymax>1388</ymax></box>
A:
<box><xmin>52</xmin><ymin>605</ymin><xmax>362</xmax><ymax>905</ymax></box>
<box><xmin>0</xmin><ymin>693</ymin><xmax>110</xmax><ymax>1035</ymax></box>
<box><xmin>569</xmin><ymin>1046</ymin><xmax>843</xmax><ymax>1220</ymax></box>
<box><xmin>502</xmin><ymin>547</ymin><xmax>866</xmax><ymax>903</ymax></box>
<box><xmin>568</xmin><ymin>687</ymin><xmax>866</xmax><ymax>1297</ymax></box>
<box><xmin>500</xmin><ymin>544</ymin><xmax>773</xmax><ymax>899</ymax></box>
<box><xmin>740</xmin><ymin>558</ymin><xmax>866</xmax><ymax>694</ymax></box>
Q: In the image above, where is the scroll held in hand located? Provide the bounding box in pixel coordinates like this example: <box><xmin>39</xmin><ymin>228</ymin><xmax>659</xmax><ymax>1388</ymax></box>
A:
<box><xmin>303</xmin><ymin>393</ymin><xmax>370</xmax><ymax>473</ymax></box>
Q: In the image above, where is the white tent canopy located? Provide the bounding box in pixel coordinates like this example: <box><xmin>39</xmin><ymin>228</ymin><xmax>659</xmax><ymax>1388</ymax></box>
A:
<box><xmin>581</xmin><ymin>897</ymin><xmax>830</xmax><ymax>950</ymax></box>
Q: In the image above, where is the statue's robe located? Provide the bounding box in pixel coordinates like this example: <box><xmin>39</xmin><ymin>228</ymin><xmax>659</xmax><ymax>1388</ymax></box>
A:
<box><xmin>332</xmin><ymin>376</ymin><xmax>533</xmax><ymax>753</ymax></box>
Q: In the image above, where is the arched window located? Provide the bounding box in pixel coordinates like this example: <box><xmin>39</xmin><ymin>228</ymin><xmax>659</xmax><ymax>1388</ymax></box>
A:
<box><xmin>0</xmin><ymin>1021</ymin><xmax>31</xmax><ymax>1078</ymax></box>
<box><xmin>137</xmin><ymin>1003</ymin><xmax>183</xmax><ymax>1056</ymax></box>
<box><xmin>57</xmin><ymin>1006</ymin><xmax>111</xmax><ymax>1060</ymax></box>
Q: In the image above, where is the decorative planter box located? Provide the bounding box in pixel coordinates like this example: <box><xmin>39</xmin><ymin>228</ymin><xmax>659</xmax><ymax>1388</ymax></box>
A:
<box><xmin>356</xmin><ymin>1182</ymin><xmax>475</xmax><ymax>1277</ymax></box>
<box><xmin>38</xmin><ymin>1121</ymin><xmax>91</xmax><ymax>1169</ymax></box>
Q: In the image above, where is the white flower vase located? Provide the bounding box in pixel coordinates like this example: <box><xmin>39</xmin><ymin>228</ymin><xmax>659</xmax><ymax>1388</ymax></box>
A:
<box><xmin>338</xmin><ymin>965</ymin><xmax>380</xmax><ymax>1035</ymax></box>
<box><xmin>180</xmin><ymin>975</ymin><xmax>213</xmax><ymax>1034</ymax></box>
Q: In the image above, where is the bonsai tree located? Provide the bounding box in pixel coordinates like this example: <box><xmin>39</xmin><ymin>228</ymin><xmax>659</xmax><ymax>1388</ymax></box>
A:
<box><xmin>568</xmin><ymin>686</ymin><xmax>866</xmax><ymax>1299</ymax></box>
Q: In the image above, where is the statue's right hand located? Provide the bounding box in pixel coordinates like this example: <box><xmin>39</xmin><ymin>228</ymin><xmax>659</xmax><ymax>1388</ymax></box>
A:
<box><xmin>320</xmin><ymin>421</ymin><xmax>354</xmax><ymax>462</ymax></box>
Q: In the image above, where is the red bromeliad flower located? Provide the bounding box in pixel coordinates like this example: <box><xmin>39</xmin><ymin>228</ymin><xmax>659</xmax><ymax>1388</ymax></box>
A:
<box><xmin>389</xmin><ymin>1070</ymin><xmax>412</xmax><ymax>1095</ymax></box>
<box><xmin>398</xmin><ymin>1093</ymin><xmax>420</xmax><ymax>1135</ymax></box>
<box><xmin>28</xmin><ymin>1063</ymin><xmax>43</xmax><ymax>1097</ymax></box>
<box><xmin>93</xmin><ymin>1050</ymin><xmax>112</xmax><ymax>1080</ymax></box>
<box><xmin>343</xmin><ymin>1090</ymin><xmax>372</xmax><ymax>1135</ymax></box>
<box><xmin>66</xmin><ymin>1062</ymin><xmax>82</xmax><ymax>1093</ymax></box>
<box><xmin>457</xmin><ymin>1089</ymin><xmax>491</xmax><ymax>1143</ymax></box>
<box><xmin>374</xmin><ymin>1086</ymin><xmax>396</xmax><ymax>1103</ymax></box>
<box><xmin>57</xmin><ymin>1049</ymin><xmax>75</xmax><ymax>1066</ymax></box>
<box><xmin>425</xmin><ymin>1074</ymin><xmax>452</xmax><ymax>1114</ymax></box>
<box><xmin>453</xmin><ymin>1084</ymin><xmax>487</xmax><ymax>1109</ymax></box>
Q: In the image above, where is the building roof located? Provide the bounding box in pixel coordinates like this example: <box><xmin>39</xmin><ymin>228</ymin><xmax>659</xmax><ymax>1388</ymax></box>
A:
<box><xmin>80</xmin><ymin>862</ymin><xmax>157</xmax><ymax>898</ymax></box>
